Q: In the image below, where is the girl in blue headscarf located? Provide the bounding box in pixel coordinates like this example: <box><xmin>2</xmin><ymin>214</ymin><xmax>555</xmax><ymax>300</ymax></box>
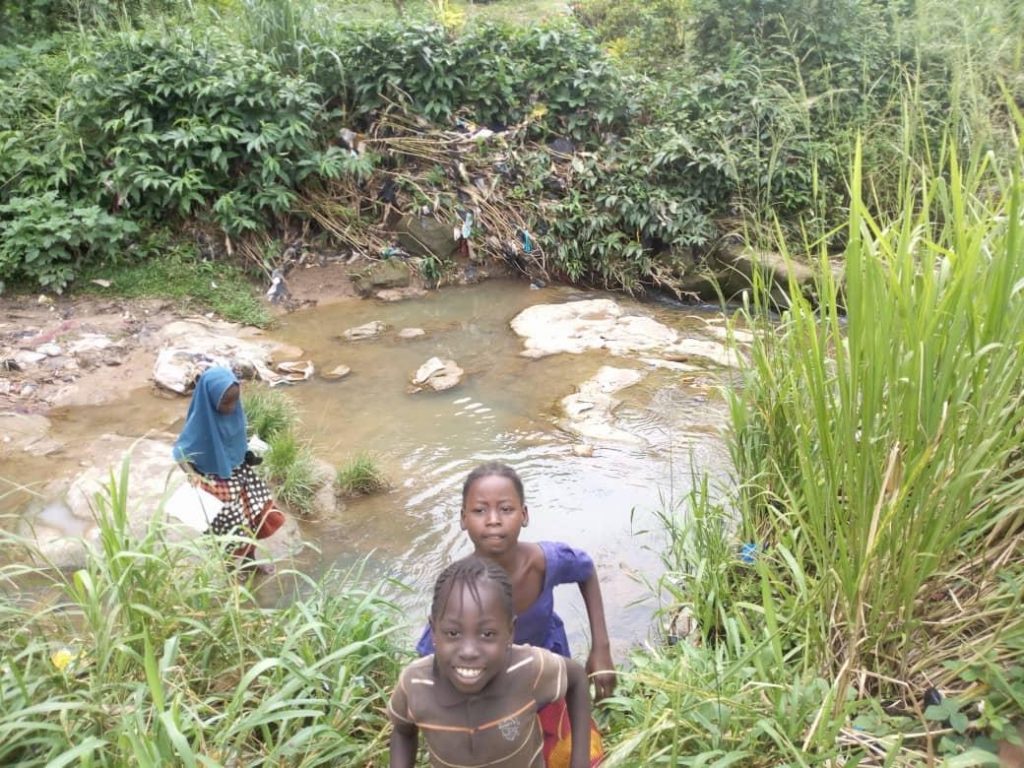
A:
<box><xmin>173</xmin><ymin>366</ymin><xmax>284</xmax><ymax>571</ymax></box>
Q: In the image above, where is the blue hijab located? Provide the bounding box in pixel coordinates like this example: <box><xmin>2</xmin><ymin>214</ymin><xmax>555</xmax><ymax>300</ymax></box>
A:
<box><xmin>173</xmin><ymin>366</ymin><xmax>247</xmax><ymax>479</ymax></box>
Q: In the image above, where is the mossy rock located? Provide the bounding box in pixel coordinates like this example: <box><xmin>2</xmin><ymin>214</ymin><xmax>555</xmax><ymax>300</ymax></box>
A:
<box><xmin>393</xmin><ymin>213</ymin><xmax>459</xmax><ymax>260</ymax></box>
<box><xmin>351</xmin><ymin>259</ymin><xmax>412</xmax><ymax>297</ymax></box>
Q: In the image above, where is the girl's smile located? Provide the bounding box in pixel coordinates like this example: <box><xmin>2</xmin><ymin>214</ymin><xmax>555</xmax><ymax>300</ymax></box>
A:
<box><xmin>431</xmin><ymin>580</ymin><xmax>514</xmax><ymax>695</ymax></box>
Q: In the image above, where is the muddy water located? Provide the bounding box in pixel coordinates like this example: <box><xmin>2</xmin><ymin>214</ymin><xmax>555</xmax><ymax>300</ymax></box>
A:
<box><xmin>5</xmin><ymin>280</ymin><xmax>732</xmax><ymax>655</ymax></box>
<box><xmin>269</xmin><ymin>280</ymin><xmax>731</xmax><ymax>653</ymax></box>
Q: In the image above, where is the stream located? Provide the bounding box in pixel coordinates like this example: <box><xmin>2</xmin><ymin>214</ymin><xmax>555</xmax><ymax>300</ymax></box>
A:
<box><xmin>3</xmin><ymin>280</ymin><xmax>733</xmax><ymax>656</ymax></box>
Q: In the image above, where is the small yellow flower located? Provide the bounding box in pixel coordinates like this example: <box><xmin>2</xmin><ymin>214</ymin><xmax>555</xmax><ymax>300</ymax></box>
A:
<box><xmin>530</xmin><ymin>103</ymin><xmax>549</xmax><ymax>120</ymax></box>
<box><xmin>51</xmin><ymin>647</ymin><xmax>77</xmax><ymax>671</ymax></box>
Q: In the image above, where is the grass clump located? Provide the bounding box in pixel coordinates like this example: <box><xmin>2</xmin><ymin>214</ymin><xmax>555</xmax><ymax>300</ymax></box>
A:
<box><xmin>261</xmin><ymin>429</ymin><xmax>319</xmax><ymax>513</ymax></box>
<box><xmin>336</xmin><ymin>452</ymin><xmax>390</xmax><ymax>496</ymax></box>
<box><xmin>0</xmin><ymin>463</ymin><xmax>405</xmax><ymax>766</ymax></box>
<box><xmin>242</xmin><ymin>387</ymin><xmax>319</xmax><ymax>514</ymax></box>
<box><xmin>243</xmin><ymin>386</ymin><xmax>298</xmax><ymax>441</ymax></box>
<box><xmin>78</xmin><ymin>246</ymin><xmax>270</xmax><ymax>327</ymax></box>
<box><xmin>607</xmin><ymin>126</ymin><xmax>1024</xmax><ymax>764</ymax></box>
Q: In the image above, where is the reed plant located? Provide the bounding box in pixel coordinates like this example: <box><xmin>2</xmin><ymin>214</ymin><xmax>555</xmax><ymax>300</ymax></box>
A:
<box><xmin>0</xmin><ymin>461</ymin><xmax>404</xmax><ymax>766</ymax></box>
<box><xmin>607</xmin><ymin>112</ymin><xmax>1024</xmax><ymax>763</ymax></box>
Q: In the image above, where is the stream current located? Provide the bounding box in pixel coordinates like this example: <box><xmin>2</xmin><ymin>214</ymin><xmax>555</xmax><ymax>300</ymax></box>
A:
<box><xmin>5</xmin><ymin>280</ymin><xmax>732</xmax><ymax>655</ymax></box>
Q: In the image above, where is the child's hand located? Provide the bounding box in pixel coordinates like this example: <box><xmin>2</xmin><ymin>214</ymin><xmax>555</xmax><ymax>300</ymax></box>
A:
<box><xmin>586</xmin><ymin>647</ymin><xmax>616</xmax><ymax>701</ymax></box>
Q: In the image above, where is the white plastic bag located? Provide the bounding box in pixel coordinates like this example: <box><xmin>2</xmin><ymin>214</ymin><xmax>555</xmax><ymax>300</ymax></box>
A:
<box><xmin>164</xmin><ymin>482</ymin><xmax>223</xmax><ymax>532</ymax></box>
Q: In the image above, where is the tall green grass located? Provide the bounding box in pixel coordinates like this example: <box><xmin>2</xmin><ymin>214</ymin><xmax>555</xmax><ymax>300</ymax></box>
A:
<box><xmin>606</xmin><ymin>115</ymin><xmax>1024</xmax><ymax>764</ymax></box>
<box><xmin>730</xmin><ymin>132</ymin><xmax>1024</xmax><ymax>689</ymax></box>
<box><xmin>0</xmin><ymin>461</ymin><xmax>404</xmax><ymax>766</ymax></box>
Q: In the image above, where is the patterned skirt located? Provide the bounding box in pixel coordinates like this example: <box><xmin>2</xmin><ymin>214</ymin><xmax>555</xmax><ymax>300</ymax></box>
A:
<box><xmin>188</xmin><ymin>464</ymin><xmax>276</xmax><ymax>541</ymax></box>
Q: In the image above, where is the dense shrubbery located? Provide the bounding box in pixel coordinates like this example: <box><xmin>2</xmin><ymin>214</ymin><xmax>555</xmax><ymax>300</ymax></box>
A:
<box><xmin>1</xmin><ymin>0</ymin><xmax>1021</xmax><ymax>296</ymax></box>
<box><xmin>335</xmin><ymin>22</ymin><xmax>631</xmax><ymax>138</ymax></box>
<box><xmin>0</xmin><ymin>17</ymin><xmax>637</xmax><ymax>292</ymax></box>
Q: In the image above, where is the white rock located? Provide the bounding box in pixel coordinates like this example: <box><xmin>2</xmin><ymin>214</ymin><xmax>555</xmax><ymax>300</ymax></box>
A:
<box><xmin>13</xmin><ymin>350</ymin><xmax>45</xmax><ymax>367</ymax></box>
<box><xmin>398</xmin><ymin>327</ymin><xmax>426</xmax><ymax>339</ymax></box>
<box><xmin>68</xmin><ymin>333</ymin><xmax>116</xmax><ymax>354</ymax></box>
<box><xmin>37</xmin><ymin>342</ymin><xmax>62</xmax><ymax>357</ymax></box>
<box><xmin>409</xmin><ymin>357</ymin><xmax>464</xmax><ymax>393</ymax></box>
<box><xmin>152</xmin><ymin>318</ymin><xmax>295</xmax><ymax>394</ymax></box>
<box><xmin>341</xmin><ymin>321</ymin><xmax>387</xmax><ymax>341</ymax></box>
<box><xmin>322</xmin><ymin>364</ymin><xmax>352</xmax><ymax>381</ymax></box>
<box><xmin>560</xmin><ymin>366</ymin><xmax>645</xmax><ymax>444</ymax></box>
<box><xmin>510</xmin><ymin>299</ymin><xmax>742</xmax><ymax>367</ymax></box>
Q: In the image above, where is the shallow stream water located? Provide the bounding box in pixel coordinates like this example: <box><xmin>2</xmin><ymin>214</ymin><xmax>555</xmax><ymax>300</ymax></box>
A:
<box><xmin>5</xmin><ymin>280</ymin><xmax>733</xmax><ymax>656</ymax></box>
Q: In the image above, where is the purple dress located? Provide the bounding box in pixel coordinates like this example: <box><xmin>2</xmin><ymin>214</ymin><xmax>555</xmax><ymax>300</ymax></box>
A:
<box><xmin>416</xmin><ymin>541</ymin><xmax>595</xmax><ymax>659</ymax></box>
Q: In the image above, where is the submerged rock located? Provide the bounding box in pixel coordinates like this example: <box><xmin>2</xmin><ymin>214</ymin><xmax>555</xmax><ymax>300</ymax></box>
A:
<box><xmin>0</xmin><ymin>412</ymin><xmax>59</xmax><ymax>456</ymax></box>
<box><xmin>510</xmin><ymin>298</ymin><xmax>742</xmax><ymax>367</ymax></box>
<box><xmin>376</xmin><ymin>286</ymin><xmax>427</xmax><ymax>302</ymax></box>
<box><xmin>340</xmin><ymin>320</ymin><xmax>387</xmax><ymax>341</ymax></box>
<box><xmin>397</xmin><ymin>327</ymin><xmax>426</xmax><ymax>340</ymax></box>
<box><xmin>409</xmin><ymin>357</ymin><xmax>464</xmax><ymax>393</ymax></box>
<box><xmin>560</xmin><ymin>366</ymin><xmax>645</xmax><ymax>444</ymax></box>
<box><xmin>322</xmin><ymin>364</ymin><xmax>352</xmax><ymax>381</ymax></box>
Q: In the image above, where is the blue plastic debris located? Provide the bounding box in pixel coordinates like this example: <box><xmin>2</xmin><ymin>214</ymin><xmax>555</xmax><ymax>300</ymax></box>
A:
<box><xmin>520</xmin><ymin>229</ymin><xmax>533</xmax><ymax>253</ymax></box>
<box><xmin>739</xmin><ymin>543</ymin><xmax>758</xmax><ymax>564</ymax></box>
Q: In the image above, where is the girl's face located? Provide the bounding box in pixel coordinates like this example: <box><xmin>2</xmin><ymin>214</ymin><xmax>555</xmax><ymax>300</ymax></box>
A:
<box><xmin>217</xmin><ymin>384</ymin><xmax>240</xmax><ymax>415</ymax></box>
<box><xmin>461</xmin><ymin>474</ymin><xmax>529</xmax><ymax>558</ymax></box>
<box><xmin>431</xmin><ymin>579</ymin><xmax>513</xmax><ymax>695</ymax></box>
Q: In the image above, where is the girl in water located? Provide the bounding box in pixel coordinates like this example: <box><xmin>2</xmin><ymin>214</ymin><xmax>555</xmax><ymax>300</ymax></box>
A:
<box><xmin>417</xmin><ymin>462</ymin><xmax>614</xmax><ymax>764</ymax></box>
<box><xmin>390</xmin><ymin>556</ymin><xmax>593</xmax><ymax>768</ymax></box>
<box><xmin>172</xmin><ymin>366</ymin><xmax>283</xmax><ymax>572</ymax></box>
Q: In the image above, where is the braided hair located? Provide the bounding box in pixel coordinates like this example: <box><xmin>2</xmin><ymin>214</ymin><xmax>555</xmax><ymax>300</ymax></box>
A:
<box><xmin>461</xmin><ymin>461</ymin><xmax>525</xmax><ymax>506</ymax></box>
<box><xmin>431</xmin><ymin>556</ymin><xmax>515</xmax><ymax>625</ymax></box>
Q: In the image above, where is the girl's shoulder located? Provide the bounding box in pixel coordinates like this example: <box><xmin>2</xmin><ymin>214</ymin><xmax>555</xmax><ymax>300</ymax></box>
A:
<box><xmin>519</xmin><ymin>541</ymin><xmax>545</xmax><ymax>569</ymax></box>
<box><xmin>534</xmin><ymin>541</ymin><xmax>595</xmax><ymax>581</ymax></box>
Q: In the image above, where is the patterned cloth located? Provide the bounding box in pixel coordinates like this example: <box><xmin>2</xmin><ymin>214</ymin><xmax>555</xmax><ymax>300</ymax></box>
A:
<box><xmin>188</xmin><ymin>464</ymin><xmax>275</xmax><ymax>541</ymax></box>
<box><xmin>389</xmin><ymin>645</ymin><xmax>568</xmax><ymax>768</ymax></box>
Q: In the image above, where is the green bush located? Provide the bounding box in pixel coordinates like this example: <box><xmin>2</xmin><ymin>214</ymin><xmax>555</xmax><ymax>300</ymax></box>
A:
<box><xmin>0</xmin><ymin>192</ymin><xmax>138</xmax><ymax>293</ymax></box>
<box><xmin>335</xmin><ymin>22</ymin><xmax>632</xmax><ymax>141</ymax></box>
<box><xmin>572</xmin><ymin>0</ymin><xmax>687</xmax><ymax>73</ymax></box>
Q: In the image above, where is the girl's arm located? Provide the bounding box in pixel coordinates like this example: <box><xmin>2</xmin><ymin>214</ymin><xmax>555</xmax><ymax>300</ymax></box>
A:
<box><xmin>389</xmin><ymin>721</ymin><xmax>418</xmax><ymax>768</ymax></box>
<box><xmin>579</xmin><ymin>569</ymin><xmax>616</xmax><ymax>700</ymax></box>
<box><xmin>564</xmin><ymin>658</ymin><xmax>593</xmax><ymax>768</ymax></box>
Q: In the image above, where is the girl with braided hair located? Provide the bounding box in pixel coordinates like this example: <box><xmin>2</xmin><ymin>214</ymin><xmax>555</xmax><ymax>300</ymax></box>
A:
<box><xmin>389</xmin><ymin>556</ymin><xmax>592</xmax><ymax>768</ymax></box>
<box><xmin>416</xmin><ymin>462</ymin><xmax>611</xmax><ymax>766</ymax></box>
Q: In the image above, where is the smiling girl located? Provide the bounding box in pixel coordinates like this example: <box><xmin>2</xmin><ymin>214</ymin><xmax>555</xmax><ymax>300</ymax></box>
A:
<box><xmin>389</xmin><ymin>556</ymin><xmax>592</xmax><ymax>768</ymax></box>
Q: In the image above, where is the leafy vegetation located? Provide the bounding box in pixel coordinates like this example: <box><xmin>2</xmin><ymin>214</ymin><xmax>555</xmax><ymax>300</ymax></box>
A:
<box><xmin>0</xmin><ymin>463</ymin><xmax>403</xmax><ymax>766</ymax></box>
<box><xmin>2</xmin><ymin>0</ymin><xmax>1024</xmax><ymax>763</ymax></box>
